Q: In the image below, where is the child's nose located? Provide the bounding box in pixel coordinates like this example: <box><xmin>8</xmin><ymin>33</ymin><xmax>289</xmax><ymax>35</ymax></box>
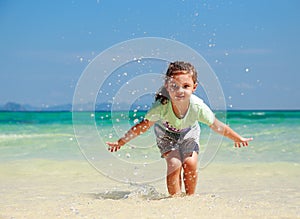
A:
<box><xmin>177</xmin><ymin>87</ymin><xmax>184</xmax><ymax>93</ymax></box>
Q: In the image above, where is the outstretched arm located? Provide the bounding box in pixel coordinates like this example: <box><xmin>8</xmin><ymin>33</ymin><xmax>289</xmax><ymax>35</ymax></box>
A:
<box><xmin>106</xmin><ymin>119</ymin><xmax>155</xmax><ymax>152</ymax></box>
<box><xmin>210</xmin><ymin>118</ymin><xmax>253</xmax><ymax>147</ymax></box>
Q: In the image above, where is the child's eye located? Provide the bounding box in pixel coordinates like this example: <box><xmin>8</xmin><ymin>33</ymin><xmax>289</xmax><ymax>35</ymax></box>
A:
<box><xmin>184</xmin><ymin>85</ymin><xmax>190</xmax><ymax>88</ymax></box>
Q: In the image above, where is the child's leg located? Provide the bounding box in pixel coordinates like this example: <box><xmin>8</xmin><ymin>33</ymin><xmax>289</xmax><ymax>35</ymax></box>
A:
<box><xmin>182</xmin><ymin>151</ymin><xmax>198</xmax><ymax>195</ymax></box>
<box><xmin>164</xmin><ymin>150</ymin><xmax>182</xmax><ymax>196</ymax></box>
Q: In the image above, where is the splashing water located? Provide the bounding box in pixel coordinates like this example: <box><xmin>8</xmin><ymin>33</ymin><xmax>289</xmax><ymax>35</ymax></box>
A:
<box><xmin>87</xmin><ymin>184</ymin><xmax>167</xmax><ymax>200</ymax></box>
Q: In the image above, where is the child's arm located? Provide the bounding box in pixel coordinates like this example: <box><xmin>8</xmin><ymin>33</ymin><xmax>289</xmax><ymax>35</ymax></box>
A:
<box><xmin>210</xmin><ymin>118</ymin><xmax>253</xmax><ymax>147</ymax></box>
<box><xmin>106</xmin><ymin>119</ymin><xmax>155</xmax><ymax>152</ymax></box>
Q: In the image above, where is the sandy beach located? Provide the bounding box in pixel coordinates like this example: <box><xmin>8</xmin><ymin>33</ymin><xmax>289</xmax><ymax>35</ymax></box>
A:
<box><xmin>1</xmin><ymin>159</ymin><xmax>299</xmax><ymax>219</ymax></box>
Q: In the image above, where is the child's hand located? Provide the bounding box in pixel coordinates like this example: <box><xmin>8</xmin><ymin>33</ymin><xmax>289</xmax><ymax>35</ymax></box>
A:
<box><xmin>234</xmin><ymin>137</ymin><xmax>253</xmax><ymax>148</ymax></box>
<box><xmin>106</xmin><ymin>141</ymin><xmax>123</xmax><ymax>152</ymax></box>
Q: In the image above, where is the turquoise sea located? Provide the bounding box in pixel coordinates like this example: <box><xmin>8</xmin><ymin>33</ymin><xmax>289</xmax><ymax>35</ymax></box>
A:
<box><xmin>1</xmin><ymin>110</ymin><xmax>300</xmax><ymax>218</ymax></box>
<box><xmin>0</xmin><ymin>110</ymin><xmax>299</xmax><ymax>165</ymax></box>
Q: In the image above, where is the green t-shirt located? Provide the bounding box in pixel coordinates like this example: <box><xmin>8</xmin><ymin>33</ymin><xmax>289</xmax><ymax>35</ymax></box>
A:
<box><xmin>145</xmin><ymin>94</ymin><xmax>215</xmax><ymax>132</ymax></box>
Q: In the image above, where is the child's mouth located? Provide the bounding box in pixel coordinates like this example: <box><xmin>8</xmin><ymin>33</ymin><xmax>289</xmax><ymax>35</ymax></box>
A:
<box><xmin>175</xmin><ymin>95</ymin><xmax>185</xmax><ymax>100</ymax></box>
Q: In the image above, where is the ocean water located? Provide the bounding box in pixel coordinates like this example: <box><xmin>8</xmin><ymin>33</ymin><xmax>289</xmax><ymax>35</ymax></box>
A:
<box><xmin>1</xmin><ymin>110</ymin><xmax>300</xmax><ymax>215</ymax></box>
<box><xmin>0</xmin><ymin>110</ymin><xmax>299</xmax><ymax>165</ymax></box>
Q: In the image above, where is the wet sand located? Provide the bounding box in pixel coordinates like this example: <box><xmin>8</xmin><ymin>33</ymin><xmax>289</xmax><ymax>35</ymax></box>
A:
<box><xmin>1</xmin><ymin>160</ymin><xmax>299</xmax><ymax>219</ymax></box>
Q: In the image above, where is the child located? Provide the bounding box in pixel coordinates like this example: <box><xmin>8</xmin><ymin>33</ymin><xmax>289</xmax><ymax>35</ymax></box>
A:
<box><xmin>106</xmin><ymin>61</ymin><xmax>253</xmax><ymax>196</ymax></box>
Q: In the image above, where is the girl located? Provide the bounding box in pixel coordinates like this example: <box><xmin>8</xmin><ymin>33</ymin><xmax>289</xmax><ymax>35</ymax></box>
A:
<box><xmin>106</xmin><ymin>61</ymin><xmax>253</xmax><ymax>196</ymax></box>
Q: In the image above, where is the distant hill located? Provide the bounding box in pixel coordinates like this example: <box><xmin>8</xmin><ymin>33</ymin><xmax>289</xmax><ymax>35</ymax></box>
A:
<box><xmin>0</xmin><ymin>102</ymin><xmax>151</xmax><ymax>111</ymax></box>
<box><xmin>0</xmin><ymin>102</ymin><xmax>27</xmax><ymax>111</ymax></box>
<box><xmin>0</xmin><ymin>102</ymin><xmax>72</xmax><ymax>111</ymax></box>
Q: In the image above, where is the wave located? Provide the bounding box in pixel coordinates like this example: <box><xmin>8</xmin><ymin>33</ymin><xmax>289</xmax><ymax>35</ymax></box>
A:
<box><xmin>1</xmin><ymin>111</ymin><xmax>299</xmax><ymax>125</ymax></box>
<box><xmin>226</xmin><ymin>110</ymin><xmax>300</xmax><ymax>120</ymax></box>
<box><xmin>0</xmin><ymin>133</ymin><xmax>73</xmax><ymax>140</ymax></box>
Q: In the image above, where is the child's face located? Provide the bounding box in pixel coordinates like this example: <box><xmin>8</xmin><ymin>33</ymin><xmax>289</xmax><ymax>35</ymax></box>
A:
<box><xmin>165</xmin><ymin>73</ymin><xmax>197</xmax><ymax>103</ymax></box>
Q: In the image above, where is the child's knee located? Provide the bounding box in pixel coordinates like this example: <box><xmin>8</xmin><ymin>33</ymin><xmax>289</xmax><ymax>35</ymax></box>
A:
<box><xmin>183</xmin><ymin>156</ymin><xmax>198</xmax><ymax>171</ymax></box>
<box><xmin>167</xmin><ymin>157</ymin><xmax>182</xmax><ymax>171</ymax></box>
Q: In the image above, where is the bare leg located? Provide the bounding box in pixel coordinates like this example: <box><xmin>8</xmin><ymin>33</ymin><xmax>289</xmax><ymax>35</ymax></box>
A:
<box><xmin>164</xmin><ymin>150</ymin><xmax>182</xmax><ymax>196</ymax></box>
<box><xmin>182</xmin><ymin>151</ymin><xmax>198</xmax><ymax>195</ymax></box>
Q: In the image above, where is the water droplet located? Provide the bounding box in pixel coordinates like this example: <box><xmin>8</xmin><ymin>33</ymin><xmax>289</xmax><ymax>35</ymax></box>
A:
<box><xmin>245</xmin><ymin>68</ymin><xmax>250</xmax><ymax>72</ymax></box>
<box><xmin>125</xmin><ymin>153</ymin><xmax>131</xmax><ymax>158</ymax></box>
<box><xmin>133</xmin><ymin>119</ymin><xmax>139</xmax><ymax>124</ymax></box>
<box><xmin>123</xmin><ymin>72</ymin><xmax>128</xmax><ymax>76</ymax></box>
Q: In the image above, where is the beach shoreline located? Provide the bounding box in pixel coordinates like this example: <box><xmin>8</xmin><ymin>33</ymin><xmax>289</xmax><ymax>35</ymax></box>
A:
<box><xmin>1</xmin><ymin>159</ymin><xmax>299</xmax><ymax>219</ymax></box>
<box><xmin>1</xmin><ymin>110</ymin><xmax>299</xmax><ymax>218</ymax></box>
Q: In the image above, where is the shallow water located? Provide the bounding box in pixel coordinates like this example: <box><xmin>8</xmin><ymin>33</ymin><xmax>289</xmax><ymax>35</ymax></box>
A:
<box><xmin>0</xmin><ymin>111</ymin><xmax>299</xmax><ymax>164</ymax></box>
<box><xmin>0</xmin><ymin>110</ymin><xmax>299</xmax><ymax>189</ymax></box>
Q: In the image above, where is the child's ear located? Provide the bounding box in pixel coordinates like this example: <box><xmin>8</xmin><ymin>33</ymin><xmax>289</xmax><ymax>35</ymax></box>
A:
<box><xmin>193</xmin><ymin>83</ymin><xmax>198</xmax><ymax>92</ymax></box>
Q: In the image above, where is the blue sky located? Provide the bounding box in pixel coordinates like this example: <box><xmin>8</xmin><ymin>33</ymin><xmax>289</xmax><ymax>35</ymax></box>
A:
<box><xmin>0</xmin><ymin>0</ymin><xmax>299</xmax><ymax>109</ymax></box>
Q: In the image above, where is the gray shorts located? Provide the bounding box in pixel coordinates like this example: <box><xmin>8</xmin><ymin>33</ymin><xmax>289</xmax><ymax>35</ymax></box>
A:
<box><xmin>154</xmin><ymin>123</ymin><xmax>200</xmax><ymax>158</ymax></box>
